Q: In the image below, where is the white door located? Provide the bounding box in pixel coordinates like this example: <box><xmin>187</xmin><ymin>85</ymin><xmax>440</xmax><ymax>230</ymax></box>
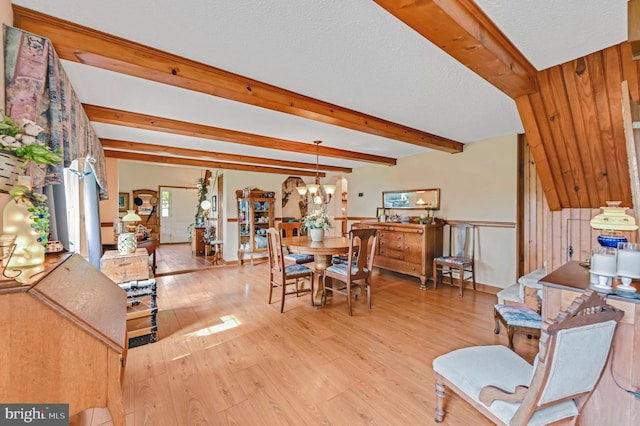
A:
<box><xmin>159</xmin><ymin>187</ymin><xmax>197</xmax><ymax>243</ymax></box>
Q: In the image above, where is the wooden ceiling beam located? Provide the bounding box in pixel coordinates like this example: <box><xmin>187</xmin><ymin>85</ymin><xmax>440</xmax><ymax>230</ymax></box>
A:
<box><xmin>104</xmin><ymin>150</ymin><xmax>325</xmax><ymax>177</ymax></box>
<box><xmin>86</xmin><ymin>105</ymin><xmax>394</xmax><ymax>165</ymax></box>
<box><xmin>12</xmin><ymin>5</ymin><xmax>463</xmax><ymax>154</ymax></box>
<box><xmin>100</xmin><ymin>139</ymin><xmax>352</xmax><ymax>174</ymax></box>
<box><xmin>373</xmin><ymin>0</ymin><xmax>538</xmax><ymax>99</ymax></box>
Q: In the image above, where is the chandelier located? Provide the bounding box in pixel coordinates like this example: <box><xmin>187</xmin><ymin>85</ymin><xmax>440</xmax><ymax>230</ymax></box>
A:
<box><xmin>296</xmin><ymin>140</ymin><xmax>336</xmax><ymax>205</ymax></box>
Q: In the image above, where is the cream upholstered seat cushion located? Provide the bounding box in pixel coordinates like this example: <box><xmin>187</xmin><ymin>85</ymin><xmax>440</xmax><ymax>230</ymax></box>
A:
<box><xmin>433</xmin><ymin>345</ymin><xmax>578</xmax><ymax>426</ymax></box>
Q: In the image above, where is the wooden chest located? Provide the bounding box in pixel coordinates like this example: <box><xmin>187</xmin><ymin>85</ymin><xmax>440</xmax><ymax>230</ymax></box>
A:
<box><xmin>100</xmin><ymin>248</ymin><xmax>149</xmax><ymax>283</ymax></box>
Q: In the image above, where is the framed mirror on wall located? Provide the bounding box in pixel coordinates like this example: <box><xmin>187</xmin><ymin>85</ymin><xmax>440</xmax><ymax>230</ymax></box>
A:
<box><xmin>382</xmin><ymin>188</ymin><xmax>440</xmax><ymax>210</ymax></box>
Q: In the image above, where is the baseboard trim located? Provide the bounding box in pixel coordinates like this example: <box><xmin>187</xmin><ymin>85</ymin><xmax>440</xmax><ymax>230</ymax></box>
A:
<box><xmin>435</xmin><ymin>276</ymin><xmax>500</xmax><ymax>295</ymax></box>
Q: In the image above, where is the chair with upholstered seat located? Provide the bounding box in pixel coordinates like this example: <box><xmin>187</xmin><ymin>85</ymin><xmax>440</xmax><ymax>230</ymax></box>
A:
<box><xmin>433</xmin><ymin>290</ymin><xmax>623</xmax><ymax>425</ymax></box>
<box><xmin>278</xmin><ymin>222</ymin><xmax>314</xmax><ymax>265</ymax></box>
<box><xmin>494</xmin><ymin>303</ymin><xmax>542</xmax><ymax>352</ymax></box>
<box><xmin>266</xmin><ymin>228</ymin><xmax>314</xmax><ymax>313</ymax></box>
<box><xmin>433</xmin><ymin>223</ymin><xmax>476</xmax><ymax>296</ymax></box>
<box><xmin>322</xmin><ymin>228</ymin><xmax>377</xmax><ymax>316</ymax></box>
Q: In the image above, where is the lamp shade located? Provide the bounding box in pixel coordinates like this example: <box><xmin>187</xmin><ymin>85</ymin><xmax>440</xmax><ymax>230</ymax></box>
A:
<box><xmin>324</xmin><ymin>184</ymin><xmax>336</xmax><ymax>196</ymax></box>
<box><xmin>307</xmin><ymin>183</ymin><xmax>320</xmax><ymax>195</ymax></box>
<box><xmin>590</xmin><ymin>202</ymin><xmax>638</xmax><ymax>231</ymax></box>
<box><xmin>122</xmin><ymin>210</ymin><xmax>141</xmax><ymax>222</ymax></box>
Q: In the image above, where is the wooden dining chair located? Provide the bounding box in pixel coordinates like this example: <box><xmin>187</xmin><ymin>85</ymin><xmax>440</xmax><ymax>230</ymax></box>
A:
<box><xmin>322</xmin><ymin>228</ymin><xmax>377</xmax><ymax>316</ymax></box>
<box><xmin>278</xmin><ymin>222</ymin><xmax>314</xmax><ymax>265</ymax></box>
<box><xmin>266</xmin><ymin>228</ymin><xmax>314</xmax><ymax>313</ymax></box>
<box><xmin>433</xmin><ymin>290</ymin><xmax>622</xmax><ymax>425</ymax></box>
<box><xmin>433</xmin><ymin>223</ymin><xmax>476</xmax><ymax>296</ymax></box>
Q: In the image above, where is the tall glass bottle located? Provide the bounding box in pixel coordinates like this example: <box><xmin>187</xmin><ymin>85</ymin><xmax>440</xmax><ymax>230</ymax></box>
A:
<box><xmin>3</xmin><ymin>176</ymin><xmax>45</xmax><ymax>268</ymax></box>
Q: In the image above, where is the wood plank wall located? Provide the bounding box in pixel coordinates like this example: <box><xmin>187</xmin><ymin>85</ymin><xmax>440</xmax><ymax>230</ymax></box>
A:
<box><xmin>516</xmin><ymin>42</ymin><xmax>640</xmax><ymax>211</ymax></box>
<box><xmin>523</xmin><ymin>137</ymin><xmax>637</xmax><ymax>274</ymax></box>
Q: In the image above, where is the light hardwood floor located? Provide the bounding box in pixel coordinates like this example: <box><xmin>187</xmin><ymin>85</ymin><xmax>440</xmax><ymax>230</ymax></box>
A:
<box><xmin>78</xmin><ymin>243</ymin><xmax>538</xmax><ymax>426</ymax></box>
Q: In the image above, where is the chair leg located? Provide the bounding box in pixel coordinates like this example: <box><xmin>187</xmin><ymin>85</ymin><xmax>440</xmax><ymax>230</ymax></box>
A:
<box><xmin>471</xmin><ymin>266</ymin><xmax>476</xmax><ymax>291</ymax></box>
<box><xmin>310</xmin><ymin>274</ymin><xmax>315</xmax><ymax>307</ymax></box>
<box><xmin>433</xmin><ymin>261</ymin><xmax>438</xmax><ymax>290</ymax></box>
<box><xmin>507</xmin><ymin>326</ymin><xmax>515</xmax><ymax>351</ymax></box>
<box><xmin>280</xmin><ymin>282</ymin><xmax>286</xmax><ymax>313</ymax></box>
<box><xmin>268</xmin><ymin>280</ymin><xmax>274</xmax><ymax>304</ymax></box>
<box><xmin>321</xmin><ymin>274</ymin><xmax>327</xmax><ymax>305</ymax></box>
<box><xmin>435</xmin><ymin>376</ymin><xmax>446</xmax><ymax>423</ymax></box>
<box><xmin>347</xmin><ymin>280</ymin><xmax>353</xmax><ymax>316</ymax></box>
<box><xmin>366</xmin><ymin>280</ymin><xmax>371</xmax><ymax>310</ymax></box>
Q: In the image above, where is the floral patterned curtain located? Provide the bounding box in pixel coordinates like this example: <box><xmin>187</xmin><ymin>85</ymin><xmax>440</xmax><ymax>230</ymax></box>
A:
<box><xmin>4</xmin><ymin>25</ymin><xmax>108</xmax><ymax>199</ymax></box>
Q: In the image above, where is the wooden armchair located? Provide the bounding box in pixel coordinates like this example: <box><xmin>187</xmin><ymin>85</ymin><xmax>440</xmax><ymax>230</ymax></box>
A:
<box><xmin>433</xmin><ymin>290</ymin><xmax>622</xmax><ymax>425</ymax></box>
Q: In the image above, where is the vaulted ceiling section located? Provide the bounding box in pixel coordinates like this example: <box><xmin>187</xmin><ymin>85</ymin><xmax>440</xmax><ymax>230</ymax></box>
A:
<box><xmin>12</xmin><ymin>3</ymin><xmax>639</xmax><ymax>211</ymax></box>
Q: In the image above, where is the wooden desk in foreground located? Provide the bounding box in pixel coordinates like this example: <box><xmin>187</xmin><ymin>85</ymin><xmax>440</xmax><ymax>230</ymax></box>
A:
<box><xmin>0</xmin><ymin>254</ymin><xmax>126</xmax><ymax>425</ymax></box>
<box><xmin>541</xmin><ymin>261</ymin><xmax>640</xmax><ymax>425</ymax></box>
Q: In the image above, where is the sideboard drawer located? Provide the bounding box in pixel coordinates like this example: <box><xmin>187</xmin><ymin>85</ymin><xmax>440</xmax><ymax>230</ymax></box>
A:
<box><xmin>379</xmin><ymin>246</ymin><xmax>404</xmax><ymax>260</ymax></box>
<box><xmin>379</xmin><ymin>238</ymin><xmax>404</xmax><ymax>251</ymax></box>
<box><xmin>379</xmin><ymin>231</ymin><xmax>404</xmax><ymax>242</ymax></box>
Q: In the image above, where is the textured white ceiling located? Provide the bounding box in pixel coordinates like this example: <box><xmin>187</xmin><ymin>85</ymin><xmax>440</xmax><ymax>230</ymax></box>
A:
<box><xmin>11</xmin><ymin>0</ymin><xmax>628</xmax><ymax>169</ymax></box>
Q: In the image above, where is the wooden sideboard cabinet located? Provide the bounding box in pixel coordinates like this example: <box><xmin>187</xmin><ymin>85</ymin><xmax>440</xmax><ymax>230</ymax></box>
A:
<box><xmin>354</xmin><ymin>221</ymin><xmax>443</xmax><ymax>289</ymax></box>
<box><xmin>0</xmin><ymin>254</ymin><xmax>127</xmax><ymax>425</ymax></box>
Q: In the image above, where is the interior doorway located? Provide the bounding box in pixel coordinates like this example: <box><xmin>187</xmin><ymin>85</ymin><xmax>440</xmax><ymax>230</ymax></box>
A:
<box><xmin>159</xmin><ymin>186</ymin><xmax>198</xmax><ymax>243</ymax></box>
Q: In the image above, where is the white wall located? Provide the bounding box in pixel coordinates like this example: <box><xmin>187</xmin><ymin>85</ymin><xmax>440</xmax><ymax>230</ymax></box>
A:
<box><xmin>100</xmin><ymin>160</ymin><xmax>204</xmax><ymax>244</ymax></box>
<box><xmin>348</xmin><ymin>134</ymin><xmax>518</xmax><ymax>288</ymax></box>
<box><xmin>119</xmin><ymin>161</ymin><xmax>203</xmax><ymax>193</ymax></box>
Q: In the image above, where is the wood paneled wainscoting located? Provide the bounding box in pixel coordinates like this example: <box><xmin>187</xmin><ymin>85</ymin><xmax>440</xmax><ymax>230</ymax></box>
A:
<box><xmin>521</xmin><ymin>136</ymin><xmax>637</xmax><ymax>276</ymax></box>
<box><xmin>74</xmin><ymin>246</ymin><xmax>538</xmax><ymax>426</ymax></box>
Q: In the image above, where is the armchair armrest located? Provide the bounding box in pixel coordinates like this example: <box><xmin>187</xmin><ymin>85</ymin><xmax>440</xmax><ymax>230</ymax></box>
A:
<box><xmin>479</xmin><ymin>385</ymin><xmax>529</xmax><ymax>406</ymax></box>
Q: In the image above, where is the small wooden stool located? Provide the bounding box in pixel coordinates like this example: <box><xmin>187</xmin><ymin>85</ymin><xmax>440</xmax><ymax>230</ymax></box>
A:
<box><xmin>494</xmin><ymin>304</ymin><xmax>542</xmax><ymax>351</ymax></box>
<box><xmin>208</xmin><ymin>239</ymin><xmax>224</xmax><ymax>265</ymax></box>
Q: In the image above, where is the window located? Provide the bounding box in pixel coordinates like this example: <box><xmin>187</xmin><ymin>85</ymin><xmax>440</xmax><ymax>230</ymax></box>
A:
<box><xmin>161</xmin><ymin>190</ymin><xmax>170</xmax><ymax>218</ymax></box>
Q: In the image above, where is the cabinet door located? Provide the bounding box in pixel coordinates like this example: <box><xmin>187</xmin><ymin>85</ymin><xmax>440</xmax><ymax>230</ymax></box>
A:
<box><xmin>253</xmin><ymin>199</ymin><xmax>270</xmax><ymax>251</ymax></box>
<box><xmin>238</xmin><ymin>199</ymin><xmax>251</xmax><ymax>252</ymax></box>
<box><xmin>404</xmin><ymin>234</ymin><xmax>423</xmax><ymax>264</ymax></box>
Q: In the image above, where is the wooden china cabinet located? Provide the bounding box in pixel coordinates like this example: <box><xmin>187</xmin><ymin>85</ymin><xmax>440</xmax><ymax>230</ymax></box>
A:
<box><xmin>236</xmin><ymin>189</ymin><xmax>275</xmax><ymax>265</ymax></box>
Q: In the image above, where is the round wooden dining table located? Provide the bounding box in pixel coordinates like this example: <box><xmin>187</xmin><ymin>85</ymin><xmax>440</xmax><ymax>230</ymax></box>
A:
<box><xmin>281</xmin><ymin>235</ymin><xmax>351</xmax><ymax>305</ymax></box>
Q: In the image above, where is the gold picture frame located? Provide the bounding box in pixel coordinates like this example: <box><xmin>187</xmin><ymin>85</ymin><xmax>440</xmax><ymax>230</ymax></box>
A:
<box><xmin>118</xmin><ymin>192</ymin><xmax>129</xmax><ymax>212</ymax></box>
